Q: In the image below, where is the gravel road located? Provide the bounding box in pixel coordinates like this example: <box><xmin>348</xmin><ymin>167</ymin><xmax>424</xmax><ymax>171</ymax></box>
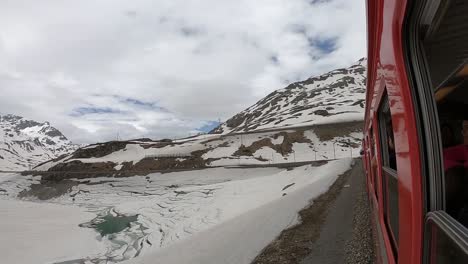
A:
<box><xmin>252</xmin><ymin>159</ymin><xmax>375</xmax><ymax>264</ymax></box>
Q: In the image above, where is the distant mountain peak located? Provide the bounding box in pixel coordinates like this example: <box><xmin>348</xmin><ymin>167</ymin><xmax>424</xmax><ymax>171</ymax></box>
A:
<box><xmin>212</xmin><ymin>59</ymin><xmax>366</xmax><ymax>134</ymax></box>
<box><xmin>0</xmin><ymin>114</ymin><xmax>78</xmax><ymax>171</ymax></box>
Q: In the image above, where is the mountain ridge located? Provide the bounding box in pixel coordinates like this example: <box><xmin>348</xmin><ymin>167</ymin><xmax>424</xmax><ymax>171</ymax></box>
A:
<box><xmin>212</xmin><ymin>58</ymin><xmax>366</xmax><ymax>134</ymax></box>
<box><xmin>0</xmin><ymin>114</ymin><xmax>78</xmax><ymax>171</ymax></box>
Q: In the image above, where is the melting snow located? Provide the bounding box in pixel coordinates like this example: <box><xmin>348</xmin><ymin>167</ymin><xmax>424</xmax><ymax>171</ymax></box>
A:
<box><xmin>0</xmin><ymin>159</ymin><xmax>352</xmax><ymax>264</ymax></box>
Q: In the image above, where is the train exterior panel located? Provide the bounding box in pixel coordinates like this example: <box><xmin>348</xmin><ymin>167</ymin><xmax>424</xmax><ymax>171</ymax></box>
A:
<box><xmin>365</xmin><ymin>0</ymin><xmax>468</xmax><ymax>263</ymax></box>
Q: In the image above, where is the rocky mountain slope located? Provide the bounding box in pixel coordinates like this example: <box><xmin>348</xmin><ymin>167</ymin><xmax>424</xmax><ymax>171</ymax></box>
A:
<box><xmin>0</xmin><ymin>114</ymin><xmax>78</xmax><ymax>171</ymax></box>
<box><xmin>33</xmin><ymin>59</ymin><xmax>366</xmax><ymax>178</ymax></box>
<box><xmin>212</xmin><ymin>58</ymin><xmax>366</xmax><ymax>133</ymax></box>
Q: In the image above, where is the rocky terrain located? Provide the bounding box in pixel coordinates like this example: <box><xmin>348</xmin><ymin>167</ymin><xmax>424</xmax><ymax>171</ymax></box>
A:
<box><xmin>33</xmin><ymin>122</ymin><xmax>363</xmax><ymax>181</ymax></box>
<box><xmin>0</xmin><ymin>114</ymin><xmax>78</xmax><ymax>171</ymax></box>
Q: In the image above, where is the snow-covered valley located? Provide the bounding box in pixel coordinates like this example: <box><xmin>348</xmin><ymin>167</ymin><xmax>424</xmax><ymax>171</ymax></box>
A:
<box><xmin>0</xmin><ymin>159</ymin><xmax>353</xmax><ymax>264</ymax></box>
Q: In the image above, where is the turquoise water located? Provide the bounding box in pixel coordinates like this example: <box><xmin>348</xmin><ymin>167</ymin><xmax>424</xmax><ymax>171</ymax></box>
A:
<box><xmin>80</xmin><ymin>212</ymin><xmax>139</xmax><ymax>236</ymax></box>
<box><xmin>94</xmin><ymin>214</ymin><xmax>138</xmax><ymax>236</ymax></box>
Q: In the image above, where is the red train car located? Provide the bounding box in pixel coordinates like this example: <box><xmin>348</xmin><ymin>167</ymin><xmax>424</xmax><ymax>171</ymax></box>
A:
<box><xmin>363</xmin><ymin>0</ymin><xmax>468</xmax><ymax>263</ymax></box>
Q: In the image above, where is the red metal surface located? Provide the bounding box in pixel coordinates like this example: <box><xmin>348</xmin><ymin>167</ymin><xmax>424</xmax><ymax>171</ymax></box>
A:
<box><xmin>365</xmin><ymin>0</ymin><xmax>424</xmax><ymax>263</ymax></box>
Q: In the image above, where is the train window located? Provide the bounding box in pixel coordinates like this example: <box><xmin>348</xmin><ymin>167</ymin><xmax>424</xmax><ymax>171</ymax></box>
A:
<box><xmin>379</xmin><ymin>99</ymin><xmax>397</xmax><ymax>171</ymax></box>
<box><xmin>425</xmin><ymin>212</ymin><xmax>468</xmax><ymax>264</ymax></box>
<box><xmin>423</xmin><ymin>0</ymin><xmax>468</xmax><ymax>90</ymax></box>
<box><xmin>424</xmin><ymin>0</ymin><xmax>468</xmax><ymax>229</ymax></box>
<box><xmin>378</xmin><ymin>94</ymin><xmax>399</xmax><ymax>251</ymax></box>
<box><xmin>434</xmin><ymin>61</ymin><xmax>468</xmax><ymax>227</ymax></box>
<box><xmin>370</xmin><ymin>128</ymin><xmax>379</xmax><ymax>199</ymax></box>
<box><xmin>414</xmin><ymin>0</ymin><xmax>468</xmax><ymax>262</ymax></box>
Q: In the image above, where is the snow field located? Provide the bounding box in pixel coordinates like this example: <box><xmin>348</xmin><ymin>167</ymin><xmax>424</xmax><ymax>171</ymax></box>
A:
<box><xmin>127</xmin><ymin>158</ymin><xmax>353</xmax><ymax>264</ymax></box>
<box><xmin>0</xmin><ymin>158</ymin><xmax>353</xmax><ymax>263</ymax></box>
<box><xmin>0</xmin><ymin>199</ymin><xmax>105</xmax><ymax>264</ymax></box>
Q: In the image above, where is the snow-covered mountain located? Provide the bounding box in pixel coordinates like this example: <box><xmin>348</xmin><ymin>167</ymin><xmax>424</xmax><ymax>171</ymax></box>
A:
<box><xmin>0</xmin><ymin>114</ymin><xmax>78</xmax><ymax>171</ymax></box>
<box><xmin>213</xmin><ymin>58</ymin><xmax>366</xmax><ymax>134</ymax></box>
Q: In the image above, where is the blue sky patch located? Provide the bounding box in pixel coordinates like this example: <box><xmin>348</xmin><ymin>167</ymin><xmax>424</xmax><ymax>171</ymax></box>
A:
<box><xmin>197</xmin><ymin>120</ymin><xmax>221</xmax><ymax>133</ymax></box>
<box><xmin>180</xmin><ymin>26</ymin><xmax>201</xmax><ymax>37</ymax></box>
<box><xmin>70</xmin><ymin>107</ymin><xmax>122</xmax><ymax>117</ymax></box>
<box><xmin>115</xmin><ymin>96</ymin><xmax>170</xmax><ymax>112</ymax></box>
<box><xmin>310</xmin><ymin>37</ymin><xmax>337</xmax><ymax>54</ymax></box>
<box><xmin>270</xmin><ymin>55</ymin><xmax>279</xmax><ymax>65</ymax></box>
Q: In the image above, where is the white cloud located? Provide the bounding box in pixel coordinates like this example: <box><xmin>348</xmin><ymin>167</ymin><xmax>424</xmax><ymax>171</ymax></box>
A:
<box><xmin>0</xmin><ymin>0</ymin><xmax>366</xmax><ymax>143</ymax></box>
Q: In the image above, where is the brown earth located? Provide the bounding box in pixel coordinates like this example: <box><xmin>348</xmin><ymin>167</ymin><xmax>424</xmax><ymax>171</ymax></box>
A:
<box><xmin>234</xmin><ymin>131</ymin><xmax>312</xmax><ymax>157</ymax></box>
<box><xmin>33</xmin><ymin>148</ymin><xmax>214</xmax><ymax>181</ymax></box>
<box><xmin>128</xmin><ymin>152</ymin><xmax>209</xmax><ymax>172</ymax></box>
<box><xmin>141</xmin><ymin>142</ymin><xmax>173</xmax><ymax>149</ymax></box>
<box><xmin>71</xmin><ymin>141</ymin><xmax>128</xmax><ymax>159</ymax></box>
<box><xmin>312</xmin><ymin>121</ymin><xmax>363</xmax><ymax>142</ymax></box>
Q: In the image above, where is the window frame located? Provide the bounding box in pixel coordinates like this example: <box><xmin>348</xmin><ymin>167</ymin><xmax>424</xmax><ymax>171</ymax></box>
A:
<box><xmin>378</xmin><ymin>92</ymin><xmax>400</xmax><ymax>256</ymax></box>
<box><xmin>424</xmin><ymin>211</ymin><xmax>468</xmax><ymax>263</ymax></box>
<box><xmin>403</xmin><ymin>0</ymin><xmax>468</xmax><ymax>262</ymax></box>
<box><xmin>369</xmin><ymin>127</ymin><xmax>379</xmax><ymax>200</ymax></box>
<box><xmin>378</xmin><ymin>97</ymin><xmax>397</xmax><ymax>171</ymax></box>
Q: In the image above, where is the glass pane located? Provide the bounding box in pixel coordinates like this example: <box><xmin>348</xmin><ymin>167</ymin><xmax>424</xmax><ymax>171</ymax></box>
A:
<box><xmin>381</xmin><ymin>104</ymin><xmax>397</xmax><ymax>171</ymax></box>
<box><xmin>427</xmin><ymin>0</ymin><xmax>468</xmax><ymax>229</ymax></box>
<box><xmin>373</xmin><ymin>165</ymin><xmax>378</xmax><ymax>198</ymax></box>
<box><xmin>430</xmin><ymin>224</ymin><xmax>468</xmax><ymax>264</ymax></box>
<box><xmin>387</xmin><ymin>172</ymin><xmax>399</xmax><ymax>244</ymax></box>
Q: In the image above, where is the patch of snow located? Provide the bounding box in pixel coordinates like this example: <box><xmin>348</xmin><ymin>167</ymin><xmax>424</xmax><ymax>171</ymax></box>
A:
<box><xmin>0</xmin><ymin>199</ymin><xmax>105</xmax><ymax>264</ymax></box>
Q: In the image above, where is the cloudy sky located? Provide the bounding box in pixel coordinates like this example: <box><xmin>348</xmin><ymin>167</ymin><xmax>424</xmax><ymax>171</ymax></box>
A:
<box><xmin>0</xmin><ymin>0</ymin><xmax>366</xmax><ymax>143</ymax></box>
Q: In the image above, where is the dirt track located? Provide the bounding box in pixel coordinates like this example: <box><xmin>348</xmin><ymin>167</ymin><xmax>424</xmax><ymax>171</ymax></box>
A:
<box><xmin>252</xmin><ymin>159</ymin><xmax>374</xmax><ymax>264</ymax></box>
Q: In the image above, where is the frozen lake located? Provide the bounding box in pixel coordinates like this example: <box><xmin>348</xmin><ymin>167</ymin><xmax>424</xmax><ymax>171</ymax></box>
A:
<box><xmin>0</xmin><ymin>159</ymin><xmax>352</xmax><ymax>264</ymax></box>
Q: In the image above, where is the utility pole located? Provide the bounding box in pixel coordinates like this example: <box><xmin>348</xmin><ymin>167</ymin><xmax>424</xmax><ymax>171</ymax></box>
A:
<box><xmin>333</xmin><ymin>142</ymin><xmax>337</xmax><ymax>159</ymax></box>
<box><xmin>348</xmin><ymin>138</ymin><xmax>353</xmax><ymax>158</ymax></box>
